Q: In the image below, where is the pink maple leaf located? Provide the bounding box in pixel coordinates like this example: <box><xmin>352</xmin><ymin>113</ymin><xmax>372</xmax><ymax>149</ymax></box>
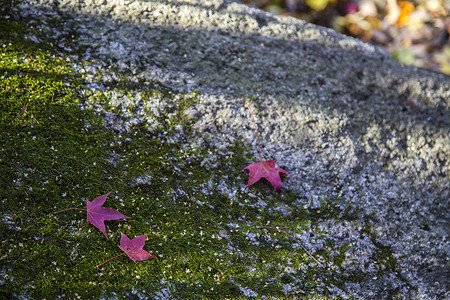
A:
<box><xmin>97</xmin><ymin>233</ymin><xmax>156</xmax><ymax>267</ymax></box>
<box><xmin>86</xmin><ymin>192</ymin><xmax>130</xmax><ymax>239</ymax></box>
<box><xmin>241</xmin><ymin>160</ymin><xmax>292</xmax><ymax>194</ymax></box>
<box><xmin>118</xmin><ymin>233</ymin><xmax>156</xmax><ymax>262</ymax></box>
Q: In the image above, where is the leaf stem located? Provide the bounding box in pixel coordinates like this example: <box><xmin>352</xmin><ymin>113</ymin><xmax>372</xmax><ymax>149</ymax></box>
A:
<box><xmin>245</xmin><ymin>101</ymin><xmax>262</xmax><ymax>161</ymax></box>
<box><xmin>97</xmin><ymin>253</ymin><xmax>126</xmax><ymax>268</ymax></box>
<box><xmin>54</xmin><ymin>208</ymin><xmax>86</xmax><ymax>214</ymax></box>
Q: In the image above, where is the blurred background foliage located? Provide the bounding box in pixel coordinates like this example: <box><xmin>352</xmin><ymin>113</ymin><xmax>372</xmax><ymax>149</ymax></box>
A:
<box><xmin>240</xmin><ymin>0</ymin><xmax>450</xmax><ymax>75</ymax></box>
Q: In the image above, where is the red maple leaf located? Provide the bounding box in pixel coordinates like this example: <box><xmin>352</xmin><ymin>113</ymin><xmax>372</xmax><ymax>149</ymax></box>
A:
<box><xmin>118</xmin><ymin>233</ymin><xmax>156</xmax><ymax>262</ymax></box>
<box><xmin>97</xmin><ymin>233</ymin><xmax>156</xmax><ymax>267</ymax></box>
<box><xmin>241</xmin><ymin>160</ymin><xmax>292</xmax><ymax>194</ymax></box>
<box><xmin>86</xmin><ymin>192</ymin><xmax>130</xmax><ymax>239</ymax></box>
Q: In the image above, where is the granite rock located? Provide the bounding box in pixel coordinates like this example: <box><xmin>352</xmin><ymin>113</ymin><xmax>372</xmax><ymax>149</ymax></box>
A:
<box><xmin>11</xmin><ymin>0</ymin><xmax>450</xmax><ymax>298</ymax></box>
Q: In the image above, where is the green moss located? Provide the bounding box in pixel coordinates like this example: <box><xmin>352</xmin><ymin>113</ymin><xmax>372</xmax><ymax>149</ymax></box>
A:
<box><xmin>0</xmin><ymin>10</ymin><xmax>412</xmax><ymax>299</ymax></box>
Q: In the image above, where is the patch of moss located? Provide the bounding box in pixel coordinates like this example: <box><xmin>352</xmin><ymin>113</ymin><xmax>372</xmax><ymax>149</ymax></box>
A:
<box><xmin>0</xmin><ymin>8</ymin><xmax>414</xmax><ymax>299</ymax></box>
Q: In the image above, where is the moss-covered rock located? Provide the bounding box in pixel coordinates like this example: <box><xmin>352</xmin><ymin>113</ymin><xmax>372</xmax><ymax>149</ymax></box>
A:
<box><xmin>1</xmin><ymin>0</ymin><xmax>448</xmax><ymax>298</ymax></box>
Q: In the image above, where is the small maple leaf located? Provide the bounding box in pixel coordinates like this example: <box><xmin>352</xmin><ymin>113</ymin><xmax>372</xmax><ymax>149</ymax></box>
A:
<box><xmin>241</xmin><ymin>160</ymin><xmax>292</xmax><ymax>194</ymax></box>
<box><xmin>97</xmin><ymin>233</ymin><xmax>156</xmax><ymax>267</ymax></box>
<box><xmin>118</xmin><ymin>233</ymin><xmax>156</xmax><ymax>262</ymax></box>
<box><xmin>86</xmin><ymin>192</ymin><xmax>130</xmax><ymax>239</ymax></box>
<box><xmin>241</xmin><ymin>101</ymin><xmax>294</xmax><ymax>194</ymax></box>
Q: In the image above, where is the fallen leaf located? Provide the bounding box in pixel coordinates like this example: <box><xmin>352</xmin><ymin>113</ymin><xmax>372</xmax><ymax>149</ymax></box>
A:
<box><xmin>118</xmin><ymin>233</ymin><xmax>156</xmax><ymax>262</ymax></box>
<box><xmin>97</xmin><ymin>233</ymin><xmax>156</xmax><ymax>267</ymax></box>
<box><xmin>86</xmin><ymin>192</ymin><xmax>130</xmax><ymax>239</ymax></box>
<box><xmin>306</xmin><ymin>0</ymin><xmax>329</xmax><ymax>11</ymax></box>
<box><xmin>241</xmin><ymin>160</ymin><xmax>292</xmax><ymax>194</ymax></box>
<box><xmin>397</xmin><ymin>0</ymin><xmax>415</xmax><ymax>26</ymax></box>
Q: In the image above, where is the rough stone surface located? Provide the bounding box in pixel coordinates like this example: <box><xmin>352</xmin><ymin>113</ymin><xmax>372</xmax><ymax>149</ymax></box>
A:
<box><xmin>9</xmin><ymin>0</ymin><xmax>450</xmax><ymax>298</ymax></box>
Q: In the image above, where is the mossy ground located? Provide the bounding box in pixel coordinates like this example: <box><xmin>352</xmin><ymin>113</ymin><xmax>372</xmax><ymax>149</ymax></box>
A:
<box><xmin>1</xmin><ymin>10</ymin><xmax>410</xmax><ymax>299</ymax></box>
